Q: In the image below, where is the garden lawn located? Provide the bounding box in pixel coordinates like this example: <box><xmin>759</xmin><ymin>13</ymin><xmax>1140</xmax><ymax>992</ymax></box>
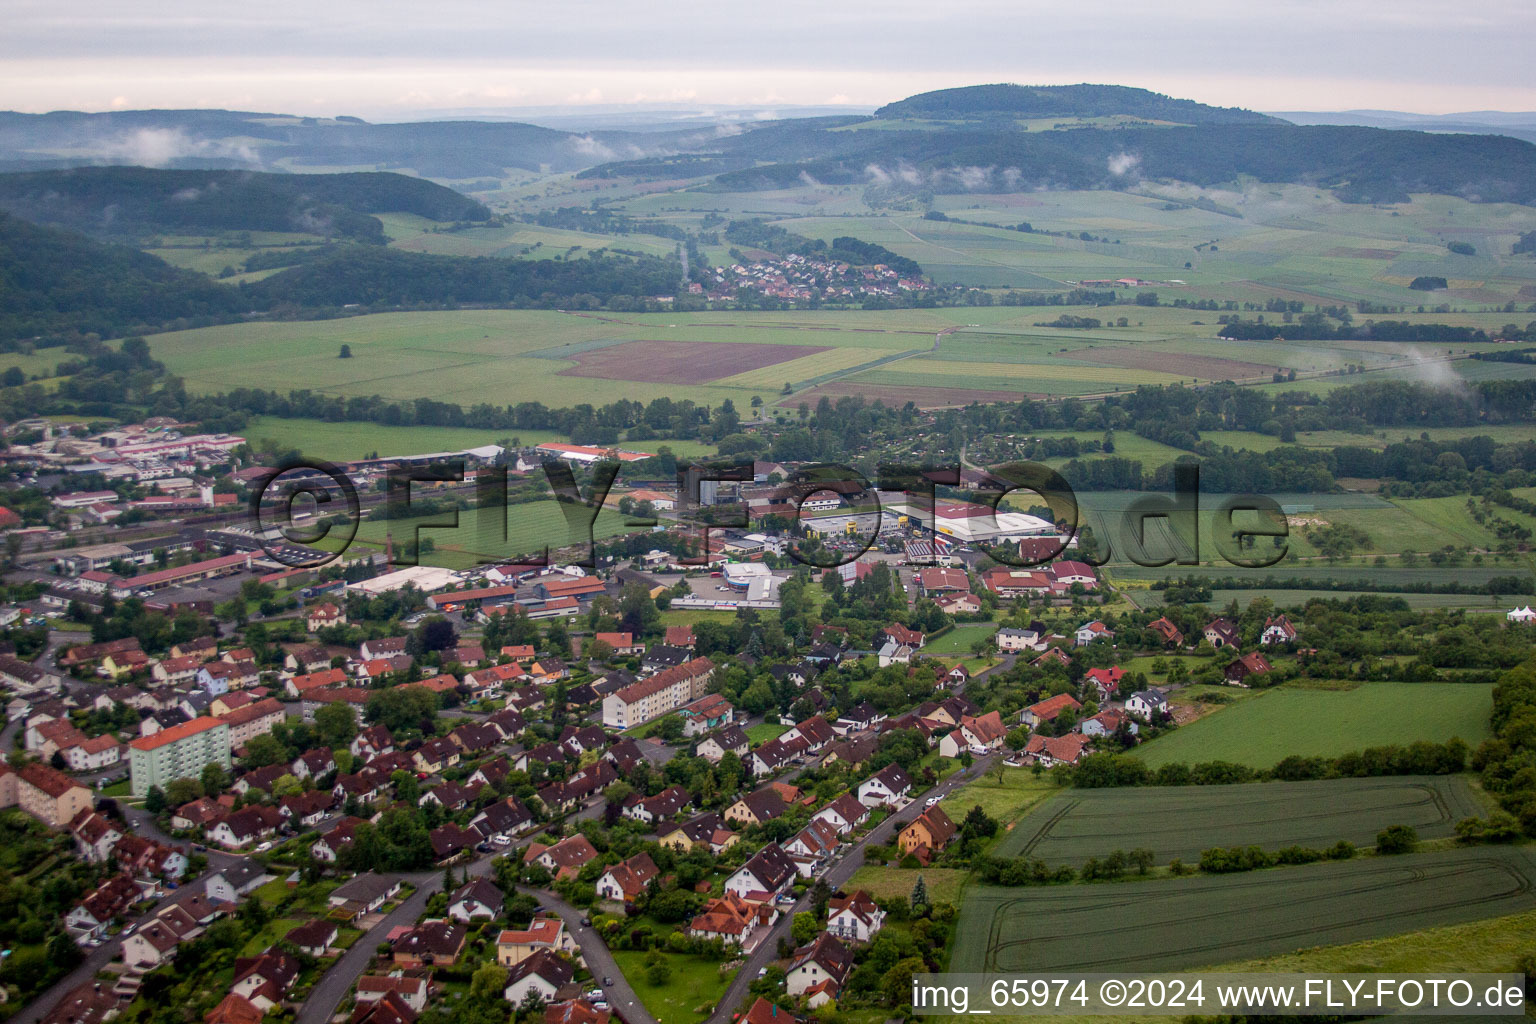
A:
<box><xmin>745</xmin><ymin>722</ymin><xmax>790</xmax><ymax>744</ymax></box>
<box><xmin>609</xmin><ymin>949</ymin><xmax>737</xmax><ymax>1020</ymax></box>
<box><xmin>922</xmin><ymin>623</ymin><xmax>998</xmax><ymax>655</ymax></box>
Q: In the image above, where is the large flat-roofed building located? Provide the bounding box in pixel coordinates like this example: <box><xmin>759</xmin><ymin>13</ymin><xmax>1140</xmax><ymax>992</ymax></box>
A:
<box><xmin>346</xmin><ymin>565</ymin><xmax>461</xmax><ymax>597</ymax></box>
<box><xmin>129</xmin><ymin>716</ymin><xmax>231</xmax><ymax>797</ymax></box>
<box><xmin>929</xmin><ymin>502</ymin><xmax>1054</xmax><ymax>544</ymax></box>
<box><xmin>107</xmin><ymin>552</ymin><xmax>255</xmax><ymax>597</ymax></box>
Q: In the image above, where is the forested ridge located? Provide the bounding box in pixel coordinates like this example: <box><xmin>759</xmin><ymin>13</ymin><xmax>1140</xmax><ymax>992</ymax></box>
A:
<box><xmin>0</xmin><ymin>213</ymin><xmax>682</xmax><ymax>342</ymax></box>
<box><xmin>702</xmin><ymin>122</ymin><xmax>1536</xmax><ymax>205</ymax></box>
<box><xmin>873</xmin><ymin>83</ymin><xmax>1278</xmax><ymax>124</ymax></box>
<box><xmin>0</xmin><ymin>166</ymin><xmax>489</xmax><ymax>242</ymax></box>
<box><xmin>0</xmin><ymin>213</ymin><xmax>243</xmax><ymax>340</ymax></box>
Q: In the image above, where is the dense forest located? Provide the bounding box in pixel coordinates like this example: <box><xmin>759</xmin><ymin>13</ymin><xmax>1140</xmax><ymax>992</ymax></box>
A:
<box><xmin>240</xmin><ymin>246</ymin><xmax>684</xmax><ymax>308</ymax></box>
<box><xmin>723</xmin><ymin>219</ymin><xmax>923</xmax><ymax>276</ymax></box>
<box><xmin>0</xmin><ymin>213</ymin><xmax>243</xmax><ymax>341</ymax></box>
<box><xmin>0</xmin><ymin>167</ymin><xmax>489</xmax><ymax>242</ymax></box>
<box><xmin>1217</xmin><ymin>318</ymin><xmax>1524</xmax><ymax>343</ymax></box>
<box><xmin>0</xmin><ymin>214</ymin><xmax>684</xmax><ymax>343</ymax></box>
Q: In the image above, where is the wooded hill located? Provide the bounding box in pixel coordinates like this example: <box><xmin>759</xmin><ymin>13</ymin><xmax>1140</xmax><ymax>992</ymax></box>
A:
<box><xmin>873</xmin><ymin>84</ymin><xmax>1279</xmax><ymax>124</ymax></box>
<box><xmin>0</xmin><ymin>167</ymin><xmax>490</xmax><ymax>242</ymax></box>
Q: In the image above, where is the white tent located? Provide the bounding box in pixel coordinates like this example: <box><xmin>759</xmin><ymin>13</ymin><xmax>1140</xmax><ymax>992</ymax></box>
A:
<box><xmin>1507</xmin><ymin>606</ymin><xmax>1536</xmax><ymax>622</ymax></box>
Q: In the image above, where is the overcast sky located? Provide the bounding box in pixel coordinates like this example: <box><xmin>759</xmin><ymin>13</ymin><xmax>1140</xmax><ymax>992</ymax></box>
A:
<box><xmin>3</xmin><ymin>0</ymin><xmax>1534</xmax><ymax>119</ymax></box>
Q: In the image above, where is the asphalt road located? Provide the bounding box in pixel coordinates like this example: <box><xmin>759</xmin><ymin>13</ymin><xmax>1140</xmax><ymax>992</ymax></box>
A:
<box><xmin>514</xmin><ymin>886</ymin><xmax>658</xmax><ymax>1024</ymax></box>
<box><xmin>299</xmin><ymin>869</ymin><xmax>440</xmax><ymax>1024</ymax></box>
<box><xmin>701</xmin><ymin>751</ymin><xmax>999</xmax><ymax>1024</ymax></box>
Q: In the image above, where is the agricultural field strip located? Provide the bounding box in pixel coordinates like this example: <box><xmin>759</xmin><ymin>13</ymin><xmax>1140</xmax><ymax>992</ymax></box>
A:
<box><xmin>954</xmin><ymin>846</ymin><xmax>1536</xmax><ymax>974</ymax></box>
<box><xmin>995</xmin><ymin>776</ymin><xmax>1483</xmax><ymax>863</ymax></box>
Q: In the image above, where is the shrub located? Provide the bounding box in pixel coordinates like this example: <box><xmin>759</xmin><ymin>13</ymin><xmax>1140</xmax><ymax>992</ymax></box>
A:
<box><xmin>1376</xmin><ymin>824</ymin><xmax>1419</xmax><ymax>854</ymax></box>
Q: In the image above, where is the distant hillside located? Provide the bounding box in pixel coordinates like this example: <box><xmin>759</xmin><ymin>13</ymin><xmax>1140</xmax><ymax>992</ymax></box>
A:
<box><xmin>0</xmin><ymin>212</ymin><xmax>241</xmax><ymax>342</ymax></box>
<box><xmin>0</xmin><ymin>109</ymin><xmax>680</xmax><ymax>179</ymax></box>
<box><xmin>0</xmin><ymin>167</ymin><xmax>489</xmax><ymax>243</ymax></box>
<box><xmin>241</xmin><ymin>247</ymin><xmax>684</xmax><ymax>309</ymax></box>
<box><xmin>705</xmin><ymin>123</ymin><xmax>1536</xmax><ymax>205</ymax></box>
<box><xmin>874</xmin><ymin>84</ymin><xmax>1279</xmax><ymax>124</ymax></box>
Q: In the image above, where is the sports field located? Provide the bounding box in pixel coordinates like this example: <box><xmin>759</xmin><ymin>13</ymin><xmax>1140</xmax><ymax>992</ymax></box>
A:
<box><xmin>993</xmin><ymin>775</ymin><xmax>1484</xmax><ymax>864</ymax></box>
<box><xmin>951</xmin><ymin>845</ymin><xmax>1536</xmax><ymax>974</ymax></box>
<box><xmin>325</xmin><ymin>501</ymin><xmax>637</xmax><ymax>567</ymax></box>
<box><xmin>1128</xmin><ymin>682</ymin><xmax>1494</xmax><ymax>769</ymax></box>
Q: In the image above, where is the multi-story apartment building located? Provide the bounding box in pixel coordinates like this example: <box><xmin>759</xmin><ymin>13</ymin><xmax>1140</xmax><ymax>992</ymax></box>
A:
<box><xmin>128</xmin><ymin>716</ymin><xmax>231</xmax><ymax>797</ymax></box>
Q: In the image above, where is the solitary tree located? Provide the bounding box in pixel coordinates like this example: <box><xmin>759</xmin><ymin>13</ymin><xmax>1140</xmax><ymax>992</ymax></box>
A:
<box><xmin>910</xmin><ymin>874</ymin><xmax>929</xmax><ymax>912</ymax></box>
<box><xmin>339</xmin><ymin>344</ymin><xmax>353</xmax><ymax>359</ymax></box>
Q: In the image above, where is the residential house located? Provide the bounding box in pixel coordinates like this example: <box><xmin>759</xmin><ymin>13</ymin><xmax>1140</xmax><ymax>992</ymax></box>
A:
<box><xmin>1124</xmin><ymin>689</ymin><xmax>1168</xmax><ymax>721</ymax></box>
<box><xmin>1023</xmin><ymin>732</ymin><xmax>1091</xmax><ymax>768</ymax></box>
<box><xmin>1147</xmin><ymin>617</ymin><xmax>1184</xmax><ymax>647</ymax></box>
<box><xmin>69</xmin><ymin>810</ymin><xmax>123</xmax><ymax>863</ymax></box>
<box><xmin>502</xmin><ymin>949</ymin><xmax>573</xmax><ymax>1006</ymax></box>
<box><xmin>592</xmin><ymin>632</ymin><xmax>644</xmax><ymax>656</ymax></box>
<box><xmin>207</xmin><ymin>806</ymin><xmax>282</xmax><ymax>849</ymax></box>
<box><xmin>621</xmin><ymin>785</ymin><xmax>692</xmax><ymax>825</ymax></box>
<box><xmin>687</xmin><ymin>890</ymin><xmax>775</xmax><ymax>947</ymax></box>
<box><xmin>656</xmin><ymin>812</ymin><xmax>738</xmax><ymax>855</ymax></box>
<box><xmin>469</xmin><ymin>797</ymin><xmax>533</xmax><ymax>840</ymax></box>
<box><xmin>448</xmin><ymin>878</ymin><xmax>505</xmax><ymax>922</ymax></box>
<box><xmin>205</xmin><ymin>860</ymin><xmax>272</xmax><ymax>903</ymax></box>
<box><xmin>429</xmin><ymin>823</ymin><xmax>479</xmax><ymax>863</ymax></box>
<box><xmin>529</xmin><ymin>834</ymin><xmax>599</xmax><ymax>880</ymax></box>
<box><xmin>1261</xmin><ymin>615</ymin><xmax>1297</xmax><ymax>645</ymax></box>
<box><xmin>695</xmin><ymin>725</ymin><xmax>749</xmax><ymax>763</ymax></box>
<box><xmin>231</xmin><ymin>950</ymin><xmax>299</xmax><ymax>1011</ymax></box>
<box><xmin>1225</xmin><ymin>651</ymin><xmax>1272</xmax><ymax>685</ymax></box>
<box><xmin>826</xmin><ymin>890</ymin><xmax>885</xmax><ymax>943</ymax></box>
<box><xmin>856</xmin><ymin>764</ymin><xmax>912</xmax><ymax>808</ymax></box>
<box><xmin>392</xmin><ymin>920</ymin><xmax>465</xmax><ymax>966</ymax></box>
<box><xmin>725</xmin><ymin>788</ymin><xmax>787</xmax><ymax>827</ymax></box>
<box><xmin>328</xmin><ymin>873</ymin><xmax>403</xmax><ymax>921</ymax></box>
<box><xmin>937</xmin><ymin>710</ymin><xmax>1007</xmax><ymax>757</ymax></box>
<box><xmin>1203</xmin><ymin>618</ymin><xmax>1241</xmax><ymax>649</ymax></box>
<box><xmin>1079</xmin><ymin>708</ymin><xmax>1139</xmax><ymax>739</ymax></box>
<box><xmin>351</xmin><ymin>723</ymin><xmax>394</xmax><ymax>759</ymax></box>
<box><xmin>1019</xmin><ymin>693</ymin><xmax>1083</xmax><ymax>730</ymax></box>
<box><xmin>811</xmin><ymin>793</ymin><xmax>869</xmax><ymax>835</ymax></box>
<box><xmin>786</xmin><ymin>932</ymin><xmax>852</xmax><ymax>1004</ymax></box>
<box><xmin>595</xmin><ymin>852</ymin><xmax>660</xmax><ymax>907</ymax></box>
<box><xmin>354</xmin><ymin>977</ymin><xmax>429</xmax><ymax>1014</ymax></box>
<box><xmin>1082</xmin><ymin>666</ymin><xmax>1126</xmax><ymax>704</ymax></box>
<box><xmin>783</xmin><ymin>819</ymin><xmax>840</xmax><ymax>874</ymax></box>
<box><xmin>286</xmin><ymin>918</ymin><xmax>339</xmax><ymax>957</ymax></box>
<box><xmin>1074</xmin><ymin>620</ymin><xmax>1114</xmax><ymax>646</ymax></box>
<box><xmin>995</xmin><ymin>629</ymin><xmax>1044</xmax><ymax>654</ymax></box>
<box><xmin>306</xmin><ymin>603</ymin><xmax>346</xmax><ymax>632</ymax></box>
<box><xmin>496</xmin><ymin>915</ymin><xmax>572</xmax><ymax>967</ymax></box>
<box><xmin>121</xmin><ymin>903</ymin><xmax>207</xmax><ymax>969</ymax></box>
<box><xmin>286</xmin><ymin>667</ymin><xmax>349</xmax><ymax>700</ymax></box>
<box><xmin>724</xmin><ymin>843</ymin><xmax>797</xmax><ymax>900</ymax></box>
<box><xmin>898</xmin><ymin>805</ymin><xmax>957</xmax><ymax>860</ymax></box>
<box><xmin>677</xmin><ymin>693</ymin><xmax>734</xmax><ymax>737</ymax></box>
